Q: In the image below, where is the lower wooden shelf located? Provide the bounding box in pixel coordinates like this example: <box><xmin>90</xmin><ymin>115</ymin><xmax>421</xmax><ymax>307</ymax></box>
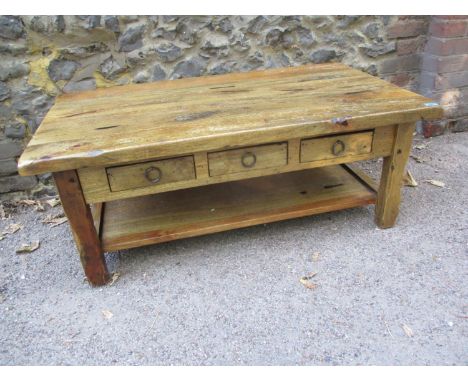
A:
<box><xmin>99</xmin><ymin>164</ymin><xmax>377</xmax><ymax>252</ymax></box>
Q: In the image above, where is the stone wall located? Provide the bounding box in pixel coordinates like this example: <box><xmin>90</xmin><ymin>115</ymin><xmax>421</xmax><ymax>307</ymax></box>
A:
<box><xmin>0</xmin><ymin>15</ymin><xmax>466</xmax><ymax>199</ymax></box>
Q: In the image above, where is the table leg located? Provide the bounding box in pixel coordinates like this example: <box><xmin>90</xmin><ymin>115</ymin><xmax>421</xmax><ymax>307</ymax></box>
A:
<box><xmin>375</xmin><ymin>122</ymin><xmax>415</xmax><ymax>228</ymax></box>
<box><xmin>53</xmin><ymin>170</ymin><xmax>110</xmax><ymax>286</ymax></box>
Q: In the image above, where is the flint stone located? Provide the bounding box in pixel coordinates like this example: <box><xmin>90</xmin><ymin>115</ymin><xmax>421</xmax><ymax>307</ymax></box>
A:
<box><xmin>247</xmin><ymin>16</ymin><xmax>268</xmax><ymax>34</ymax></box>
<box><xmin>0</xmin><ymin>61</ymin><xmax>30</xmax><ymax>81</ymax></box>
<box><xmin>99</xmin><ymin>56</ymin><xmax>126</xmax><ymax>79</ymax></box>
<box><xmin>60</xmin><ymin>43</ymin><xmax>109</xmax><ymax>58</ymax></box>
<box><xmin>363</xmin><ymin>23</ymin><xmax>382</xmax><ymax>40</ymax></box>
<box><xmin>151</xmin><ymin>64</ymin><xmax>166</xmax><ymax>81</ymax></box>
<box><xmin>162</xmin><ymin>16</ymin><xmax>179</xmax><ymax>23</ymax></box>
<box><xmin>229</xmin><ymin>32</ymin><xmax>250</xmax><ymax>52</ymax></box>
<box><xmin>265</xmin><ymin>28</ymin><xmax>285</xmax><ymax>47</ymax></box>
<box><xmin>176</xmin><ymin>21</ymin><xmax>197</xmax><ymax>45</ymax></box>
<box><xmin>209</xmin><ymin>61</ymin><xmax>237</xmax><ymax>75</ymax></box>
<box><xmin>0</xmin><ymin>42</ymin><xmax>28</xmax><ymax>56</ymax></box>
<box><xmin>210</xmin><ymin>17</ymin><xmax>233</xmax><ymax>33</ymax></box>
<box><xmin>5</xmin><ymin>122</ymin><xmax>26</xmax><ymax>139</ymax></box>
<box><xmin>0</xmin><ymin>175</ymin><xmax>37</xmax><ymax>193</ymax></box>
<box><xmin>0</xmin><ymin>16</ymin><xmax>25</xmax><ymax>40</ymax></box>
<box><xmin>104</xmin><ymin>16</ymin><xmax>120</xmax><ymax>33</ymax></box>
<box><xmin>155</xmin><ymin>43</ymin><xmax>183</xmax><ymax>62</ymax></box>
<box><xmin>337</xmin><ymin>15</ymin><xmax>361</xmax><ymax>29</ymax></box>
<box><xmin>0</xmin><ymin>82</ymin><xmax>10</xmax><ymax>101</ymax></box>
<box><xmin>63</xmin><ymin>78</ymin><xmax>96</xmax><ymax>93</ymax></box>
<box><xmin>133</xmin><ymin>71</ymin><xmax>149</xmax><ymax>83</ymax></box>
<box><xmin>0</xmin><ymin>158</ymin><xmax>18</xmax><ymax>176</ymax></box>
<box><xmin>54</xmin><ymin>16</ymin><xmax>65</xmax><ymax>32</ymax></box>
<box><xmin>86</xmin><ymin>16</ymin><xmax>101</xmax><ymax>29</ymax></box>
<box><xmin>297</xmin><ymin>27</ymin><xmax>315</xmax><ymax>48</ymax></box>
<box><xmin>118</xmin><ymin>25</ymin><xmax>145</xmax><ymax>52</ymax></box>
<box><xmin>30</xmin><ymin>16</ymin><xmax>47</xmax><ymax>33</ymax></box>
<box><xmin>201</xmin><ymin>35</ymin><xmax>229</xmax><ymax>57</ymax></box>
<box><xmin>310</xmin><ymin>49</ymin><xmax>337</xmax><ymax>63</ymax></box>
<box><xmin>361</xmin><ymin>42</ymin><xmax>396</xmax><ymax>57</ymax></box>
<box><xmin>152</xmin><ymin>27</ymin><xmax>177</xmax><ymax>41</ymax></box>
<box><xmin>0</xmin><ymin>141</ymin><xmax>23</xmax><ymax>160</ymax></box>
<box><xmin>47</xmin><ymin>59</ymin><xmax>79</xmax><ymax>82</ymax></box>
<box><xmin>171</xmin><ymin>58</ymin><xmax>206</xmax><ymax>79</ymax></box>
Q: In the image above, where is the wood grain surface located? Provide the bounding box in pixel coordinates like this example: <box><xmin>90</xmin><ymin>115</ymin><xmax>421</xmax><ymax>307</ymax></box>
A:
<box><xmin>100</xmin><ymin>165</ymin><xmax>377</xmax><ymax>251</ymax></box>
<box><xmin>18</xmin><ymin>63</ymin><xmax>443</xmax><ymax>176</ymax></box>
<box><xmin>78</xmin><ymin>124</ymin><xmax>397</xmax><ymax>204</ymax></box>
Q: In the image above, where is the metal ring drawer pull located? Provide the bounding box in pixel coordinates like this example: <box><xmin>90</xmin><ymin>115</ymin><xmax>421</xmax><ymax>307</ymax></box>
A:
<box><xmin>144</xmin><ymin>166</ymin><xmax>162</xmax><ymax>183</ymax></box>
<box><xmin>241</xmin><ymin>152</ymin><xmax>257</xmax><ymax>168</ymax></box>
<box><xmin>331</xmin><ymin>140</ymin><xmax>346</xmax><ymax>156</ymax></box>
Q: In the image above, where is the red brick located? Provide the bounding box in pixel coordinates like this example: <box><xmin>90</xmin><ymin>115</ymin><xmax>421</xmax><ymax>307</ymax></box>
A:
<box><xmin>425</xmin><ymin>36</ymin><xmax>468</xmax><ymax>55</ymax></box>
<box><xmin>421</xmin><ymin>54</ymin><xmax>468</xmax><ymax>73</ymax></box>
<box><xmin>420</xmin><ymin>70</ymin><xmax>468</xmax><ymax>91</ymax></box>
<box><xmin>451</xmin><ymin>118</ymin><xmax>468</xmax><ymax>133</ymax></box>
<box><xmin>379</xmin><ymin>54</ymin><xmax>421</xmax><ymax>74</ymax></box>
<box><xmin>388</xmin><ymin>73</ymin><xmax>410</xmax><ymax>87</ymax></box>
<box><xmin>435</xmin><ymin>71</ymin><xmax>468</xmax><ymax>89</ymax></box>
<box><xmin>429</xmin><ymin>20</ymin><xmax>467</xmax><ymax>38</ymax></box>
<box><xmin>387</xmin><ymin>19</ymin><xmax>428</xmax><ymax>39</ymax></box>
<box><xmin>422</xmin><ymin>120</ymin><xmax>447</xmax><ymax>138</ymax></box>
<box><xmin>397</xmin><ymin>37</ymin><xmax>425</xmax><ymax>55</ymax></box>
<box><xmin>433</xmin><ymin>16</ymin><xmax>468</xmax><ymax>21</ymax></box>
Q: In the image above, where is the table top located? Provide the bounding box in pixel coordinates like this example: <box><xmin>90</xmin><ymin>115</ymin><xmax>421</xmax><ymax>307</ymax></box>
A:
<box><xmin>18</xmin><ymin>63</ymin><xmax>443</xmax><ymax>175</ymax></box>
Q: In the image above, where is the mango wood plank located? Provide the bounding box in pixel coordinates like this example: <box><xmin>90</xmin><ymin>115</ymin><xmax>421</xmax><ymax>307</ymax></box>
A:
<box><xmin>300</xmin><ymin>130</ymin><xmax>373</xmax><ymax>162</ymax></box>
<box><xmin>18</xmin><ymin>63</ymin><xmax>442</xmax><ymax>176</ymax></box>
<box><xmin>53</xmin><ymin>170</ymin><xmax>110</xmax><ymax>286</ymax></box>
<box><xmin>375</xmin><ymin>122</ymin><xmax>415</xmax><ymax>228</ymax></box>
<box><xmin>341</xmin><ymin>164</ymin><xmax>379</xmax><ymax>193</ymax></box>
<box><xmin>78</xmin><ymin>125</ymin><xmax>396</xmax><ymax>204</ymax></box>
<box><xmin>106</xmin><ymin>155</ymin><xmax>195</xmax><ymax>192</ymax></box>
<box><xmin>100</xmin><ymin>165</ymin><xmax>377</xmax><ymax>251</ymax></box>
<box><xmin>208</xmin><ymin>142</ymin><xmax>288</xmax><ymax>177</ymax></box>
<box><xmin>90</xmin><ymin>202</ymin><xmax>104</xmax><ymax>235</ymax></box>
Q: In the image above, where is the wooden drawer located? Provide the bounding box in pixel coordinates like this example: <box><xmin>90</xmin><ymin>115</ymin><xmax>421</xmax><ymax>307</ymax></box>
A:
<box><xmin>208</xmin><ymin>142</ymin><xmax>288</xmax><ymax>177</ymax></box>
<box><xmin>106</xmin><ymin>156</ymin><xmax>195</xmax><ymax>192</ymax></box>
<box><xmin>300</xmin><ymin>131</ymin><xmax>373</xmax><ymax>163</ymax></box>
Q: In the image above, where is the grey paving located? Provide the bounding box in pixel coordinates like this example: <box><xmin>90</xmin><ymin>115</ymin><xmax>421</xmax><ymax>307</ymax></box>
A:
<box><xmin>0</xmin><ymin>132</ymin><xmax>467</xmax><ymax>365</ymax></box>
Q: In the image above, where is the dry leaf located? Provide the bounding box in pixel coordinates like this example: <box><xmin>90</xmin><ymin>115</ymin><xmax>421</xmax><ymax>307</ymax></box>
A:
<box><xmin>102</xmin><ymin>309</ymin><xmax>113</xmax><ymax>320</ymax></box>
<box><xmin>48</xmin><ymin>217</ymin><xmax>68</xmax><ymax>227</ymax></box>
<box><xmin>16</xmin><ymin>241</ymin><xmax>40</xmax><ymax>254</ymax></box>
<box><xmin>300</xmin><ymin>272</ymin><xmax>318</xmax><ymax>290</ymax></box>
<box><xmin>311</xmin><ymin>252</ymin><xmax>320</xmax><ymax>262</ymax></box>
<box><xmin>414</xmin><ymin>143</ymin><xmax>428</xmax><ymax>150</ymax></box>
<box><xmin>108</xmin><ymin>272</ymin><xmax>121</xmax><ymax>286</ymax></box>
<box><xmin>401</xmin><ymin>323</ymin><xmax>414</xmax><ymax>337</ymax></box>
<box><xmin>425</xmin><ymin>179</ymin><xmax>445</xmax><ymax>188</ymax></box>
<box><xmin>410</xmin><ymin>155</ymin><xmax>424</xmax><ymax>163</ymax></box>
<box><xmin>18</xmin><ymin>199</ymin><xmax>37</xmax><ymax>206</ymax></box>
<box><xmin>403</xmin><ymin>170</ymin><xmax>418</xmax><ymax>187</ymax></box>
<box><xmin>0</xmin><ymin>234</ymin><xmax>4</xmax><ymax>241</ymax></box>
<box><xmin>45</xmin><ymin>197</ymin><xmax>61</xmax><ymax>207</ymax></box>
<box><xmin>42</xmin><ymin>213</ymin><xmax>67</xmax><ymax>227</ymax></box>
<box><xmin>2</xmin><ymin>223</ymin><xmax>23</xmax><ymax>235</ymax></box>
<box><xmin>34</xmin><ymin>201</ymin><xmax>45</xmax><ymax>212</ymax></box>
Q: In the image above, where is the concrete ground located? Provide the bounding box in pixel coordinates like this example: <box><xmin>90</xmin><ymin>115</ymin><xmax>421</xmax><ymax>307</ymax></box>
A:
<box><xmin>0</xmin><ymin>132</ymin><xmax>467</xmax><ymax>365</ymax></box>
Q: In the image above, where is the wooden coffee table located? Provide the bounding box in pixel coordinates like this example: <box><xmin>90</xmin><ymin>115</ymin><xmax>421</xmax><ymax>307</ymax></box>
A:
<box><xmin>18</xmin><ymin>63</ymin><xmax>443</xmax><ymax>286</ymax></box>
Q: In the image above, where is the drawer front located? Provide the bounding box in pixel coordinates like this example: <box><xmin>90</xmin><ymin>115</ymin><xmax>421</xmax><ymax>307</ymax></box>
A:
<box><xmin>300</xmin><ymin>131</ymin><xmax>373</xmax><ymax>163</ymax></box>
<box><xmin>208</xmin><ymin>142</ymin><xmax>288</xmax><ymax>177</ymax></box>
<box><xmin>106</xmin><ymin>156</ymin><xmax>195</xmax><ymax>192</ymax></box>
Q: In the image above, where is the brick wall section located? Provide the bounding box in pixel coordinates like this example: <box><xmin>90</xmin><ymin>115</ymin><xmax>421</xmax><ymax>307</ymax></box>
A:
<box><xmin>380</xmin><ymin>16</ymin><xmax>430</xmax><ymax>91</ymax></box>
<box><xmin>419</xmin><ymin>16</ymin><xmax>468</xmax><ymax>137</ymax></box>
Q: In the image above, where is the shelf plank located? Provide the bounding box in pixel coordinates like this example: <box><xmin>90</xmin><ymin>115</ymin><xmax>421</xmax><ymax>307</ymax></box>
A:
<box><xmin>101</xmin><ymin>165</ymin><xmax>376</xmax><ymax>251</ymax></box>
